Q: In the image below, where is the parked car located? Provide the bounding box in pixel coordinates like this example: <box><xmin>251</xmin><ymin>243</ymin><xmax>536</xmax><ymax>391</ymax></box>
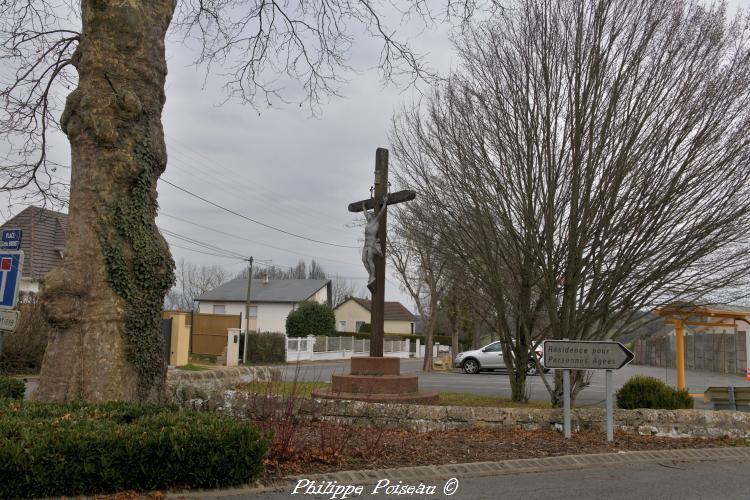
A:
<box><xmin>453</xmin><ymin>341</ymin><xmax>549</xmax><ymax>375</ymax></box>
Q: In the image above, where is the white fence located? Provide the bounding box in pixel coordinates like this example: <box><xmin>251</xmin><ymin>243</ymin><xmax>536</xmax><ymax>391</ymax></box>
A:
<box><xmin>414</xmin><ymin>338</ymin><xmax>451</xmax><ymax>358</ymax></box>
<box><xmin>286</xmin><ymin>335</ymin><xmax>411</xmax><ymax>362</ymax></box>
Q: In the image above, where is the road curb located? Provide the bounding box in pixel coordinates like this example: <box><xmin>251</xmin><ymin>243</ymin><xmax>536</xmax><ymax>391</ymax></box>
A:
<box><xmin>171</xmin><ymin>446</ymin><xmax>750</xmax><ymax>498</ymax></box>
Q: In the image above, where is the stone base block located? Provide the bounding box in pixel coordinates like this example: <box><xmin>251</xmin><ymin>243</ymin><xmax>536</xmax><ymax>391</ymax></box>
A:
<box><xmin>312</xmin><ymin>388</ymin><xmax>439</xmax><ymax>404</ymax></box>
<box><xmin>350</xmin><ymin>356</ymin><xmax>401</xmax><ymax>375</ymax></box>
<box><xmin>332</xmin><ymin>374</ymin><xmax>417</xmax><ymax>394</ymax></box>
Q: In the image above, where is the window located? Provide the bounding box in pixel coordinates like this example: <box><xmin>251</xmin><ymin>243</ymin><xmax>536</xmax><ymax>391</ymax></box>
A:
<box><xmin>410</xmin><ymin>322</ymin><xmax>415</xmax><ymax>334</ymax></box>
<box><xmin>339</xmin><ymin>320</ymin><xmax>347</xmax><ymax>330</ymax></box>
<box><xmin>485</xmin><ymin>342</ymin><xmax>502</xmax><ymax>352</ymax></box>
<box><xmin>355</xmin><ymin>321</ymin><xmax>365</xmax><ymax>332</ymax></box>
<box><xmin>212</xmin><ymin>305</ymin><xmax>226</xmax><ymax>314</ymax></box>
<box><xmin>249</xmin><ymin>306</ymin><xmax>258</xmax><ymax>317</ymax></box>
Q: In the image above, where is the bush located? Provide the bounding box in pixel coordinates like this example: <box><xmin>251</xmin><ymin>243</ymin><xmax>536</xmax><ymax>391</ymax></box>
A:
<box><xmin>616</xmin><ymin>375</ymin><xmax>694</xmax><ymax>410</ymax></box>
<box><xmin>285</xmin><ymin>302</ymin><xmax>335</xmax><ymax>337</ymax></box>
<box><xmin>358</xmin><ymin>322</ymin><xmax>371</xmax><ymax>333</ymax></box>
<box><xmin>0</xmin><ymin>376</ymin><xmax>25</xmax><ymax>399</ymax></box>
<box><xmin>0</xmin><ymin>400</ymin><xmax>270</xmax><ymax>497</ymax></box>
<box><xmin>246</xmin><ymin>332</ymin><xmax>286</xmax><ymax>363</ymax></box>
<box><xmin>0</xmin><ymin>294</ymin><xmax>51</xmax><ymax>375</ymax></box>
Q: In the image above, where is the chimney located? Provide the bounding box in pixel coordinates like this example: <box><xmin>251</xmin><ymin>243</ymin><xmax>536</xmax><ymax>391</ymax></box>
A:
<box><xmin>264</xmin><ymin>271</ymin><xmax>269</xmax><ymax>284</ymax></box>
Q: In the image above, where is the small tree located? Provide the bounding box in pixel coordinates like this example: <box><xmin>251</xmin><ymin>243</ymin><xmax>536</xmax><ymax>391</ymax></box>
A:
<box><xmin>285</xmin><ymin>301</ymin><xmax>335</xmax><ymax>337</ymax></box>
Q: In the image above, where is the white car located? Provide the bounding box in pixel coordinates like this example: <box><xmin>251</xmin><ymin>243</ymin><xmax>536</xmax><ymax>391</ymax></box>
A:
<box><xmin>453</xmin><ymin>341</ymin><xmax>548</xmax><ymax>375</ymax></box>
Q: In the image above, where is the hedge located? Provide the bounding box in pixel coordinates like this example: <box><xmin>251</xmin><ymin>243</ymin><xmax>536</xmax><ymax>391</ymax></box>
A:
<box><xmin>616</xmin><ymin>375</ymin><xmax>694</xmax><ymax>410</ymax></box>
<box><xmin>0</xmin><ymin>376</ymin><xmax>24</xmax><ymax>399</ymax></box>
<box><xmin>246</xmin><ymin>332</ymin><xmax>286</xmax><ymax>363</ymax></box>
<box><xmin>0</xmin><ymin>399</ymin><xmax>269</xmax><ymax>498</ymax></box>
<box><xmin>286</xmin><ymin>302</ymin><xmax>335</xmax><ymax>337</ymax></box>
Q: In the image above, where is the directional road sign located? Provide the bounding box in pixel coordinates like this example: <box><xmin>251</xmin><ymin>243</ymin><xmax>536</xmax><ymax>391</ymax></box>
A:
<box><xmin>542</xmin><ymin>340</ymin><xmax>634</xmax><ymax>370</ymax></box>
<box><xmin>0</xmin><ymin>229</ymin><xmax>23</xmax><ymax>251</ymax></box>
<box><xmin>0</xmin><ymin>251</ymin><xmax>24</xmax><ymax>309</ymax></box>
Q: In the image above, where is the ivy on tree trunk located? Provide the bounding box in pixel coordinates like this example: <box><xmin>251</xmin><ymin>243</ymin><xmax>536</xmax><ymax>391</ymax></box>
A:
<box><xmin>33</xmin><ymin>0</ymin><xmax>177</xmax><ymax>402</ymax></box>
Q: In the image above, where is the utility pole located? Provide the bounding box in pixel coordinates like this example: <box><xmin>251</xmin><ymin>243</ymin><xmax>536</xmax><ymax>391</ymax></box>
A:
<box><xmin>243</xmin><ymin>256</ymin><xmax>254</xmax><ymax>364</ymax></box>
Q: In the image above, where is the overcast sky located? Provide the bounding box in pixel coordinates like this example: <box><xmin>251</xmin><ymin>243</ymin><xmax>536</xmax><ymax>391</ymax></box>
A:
<box><xmin>1</xmin><ymin>1</ymin><xmax>745</xmax><ymax>313</ymax></box>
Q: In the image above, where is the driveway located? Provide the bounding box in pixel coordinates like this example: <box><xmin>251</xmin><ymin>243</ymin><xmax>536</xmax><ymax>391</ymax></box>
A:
<box><xmin>280</xmin><ymin>358</ymin><xmax>750</xmax><ymax>407</ymax></box>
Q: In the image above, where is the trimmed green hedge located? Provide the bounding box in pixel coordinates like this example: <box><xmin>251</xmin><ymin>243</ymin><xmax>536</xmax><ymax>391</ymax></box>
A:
<box><xmin>0</xmin><ymin>400</ymin><xmax>269</xmax><ymax>498</ymax></box>
<box><xmin>286</xmin><ymin>302</ymin><xmax>335</xmax><ymax>337</ymax></box>
<box><xmin>616</xmin><ymin>375</ymin><xmax>694</xmax><ymax>410</ymax></box>
<box><xmin>246</xmin><ymin>332</ymin><xmax>286</xmax><ymax>363</ymax></box>
<box><xmin>0</xmin><ymin>376</ymin><xmax>24</xmax><ymax>399</ymax></box>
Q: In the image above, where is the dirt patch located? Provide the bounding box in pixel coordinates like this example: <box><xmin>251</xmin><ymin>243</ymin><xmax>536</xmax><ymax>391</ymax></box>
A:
<box><xmin>261</xmin><ymin>421</ymin><xmax>747</xmax><ymax>479</ymax></box>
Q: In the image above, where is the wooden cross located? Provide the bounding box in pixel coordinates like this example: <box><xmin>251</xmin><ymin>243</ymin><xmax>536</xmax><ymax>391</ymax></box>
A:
<box><xmin>348</xmin><ymin>148</ymin><xmax>416</xmax><ymax>357</ymax></box>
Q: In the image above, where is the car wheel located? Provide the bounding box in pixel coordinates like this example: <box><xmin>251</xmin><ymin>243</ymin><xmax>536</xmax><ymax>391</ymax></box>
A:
<box><xmin>526</xmin><ymin>359</ymin><xmax>539</xmax><ymax>376</ymax></box>
<box><xmin>462</xmin><ymin>358</ymin><xmax>480</xmax><ymax>374</ymax></box>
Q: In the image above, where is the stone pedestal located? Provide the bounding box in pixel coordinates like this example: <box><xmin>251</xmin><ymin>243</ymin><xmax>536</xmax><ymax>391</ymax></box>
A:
<box><xmin>312</xmin><ymin>356</ymin><xmax>438</xmax><ymax>403</ymax></box>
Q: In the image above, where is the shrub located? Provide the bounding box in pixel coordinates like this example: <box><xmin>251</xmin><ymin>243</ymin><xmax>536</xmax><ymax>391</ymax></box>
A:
<box><xmin>285</xmin><ymin>302</ymin><xmax>335</xmax><ymax>337</ymax></box>
<box><xmin>246</xmin><ymin>332</ymin><xmax>286</xmax><ymax>363</ymax></box>
<box><xmin>616</xmin><ymin>375</ymin><xmax>694</xmax><ymax>410</ymax></box>
<box><xmin>0</xmin><ymin>400</ymin><xmax>270</xmax><ymax>498</ymax></box>
<box><xmin>0</xmin><ymin>376</ymin><xmax>25</xmax><ymax>399</ymax></box>
<box><xmin>0</xmin><ymin>294</ymin><xmax>51</xmax><ymax>375</ymax></box>
<box><xmin>358</xmin><ymin>322</ymin><xmax>371</xmax><ymax>333</ymax></box>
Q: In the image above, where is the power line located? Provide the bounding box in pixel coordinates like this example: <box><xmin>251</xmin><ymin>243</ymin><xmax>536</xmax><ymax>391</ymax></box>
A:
<box><xmin>158</xmin><ymin>211</ymin><xmax>363</xmax><ymax>268</ymax></box>
<box><xmin>161</xmin><ymin>228</ymin><xmax>249</xmax><ymax>260</ymax></box>
<box><xmin>159</xmin><ymin>177</ymin><xmax>359</xmax><ymax>249</ymax></box>
<box><xmin>165</xmin><ymin>134</ymin><xmax>345</xmax><ymax>223</ymax></box>
<box><xmin>165</xmin><ymin>240</ymin><xmax>246</xmax><ymax>261</ymax></box>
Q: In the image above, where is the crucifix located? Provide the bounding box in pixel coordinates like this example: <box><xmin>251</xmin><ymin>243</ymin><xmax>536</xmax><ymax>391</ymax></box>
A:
<box><xmin>348</xmin><ymin>148</ymin><xmax>416</xmax><ymax>357</ymax></box>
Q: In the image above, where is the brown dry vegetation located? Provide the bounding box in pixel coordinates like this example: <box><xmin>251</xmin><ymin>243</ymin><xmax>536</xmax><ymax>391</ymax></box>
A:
<box><xmin>261</xmin><ymin>422</ymin><xmax>747</xmax><ymax>479</ymax></box>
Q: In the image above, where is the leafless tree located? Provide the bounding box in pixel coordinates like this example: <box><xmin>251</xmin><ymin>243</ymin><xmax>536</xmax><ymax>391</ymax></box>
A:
<box><xmin>166</xmin><ymin>258</ymin><xmax>229</xmax><ymax>310</ymax></box>
<box><xmin>388</xmin><ymin>201</ymin><xmax>449</xmax><ymax>372</ymax></box>
<box><xmin>0</xmin><ymin>0</ymin><xmax>481</xmax><ymax>402</ymax></box>
<box><xmin>330</xmin><ymin>275</ymin><xmax>366</xmax><ymax>308</ymax></box>
<box><xmin>392</xmin><ymin>0</ymin><xmax>750</xmax><ymax>404</ymax></box>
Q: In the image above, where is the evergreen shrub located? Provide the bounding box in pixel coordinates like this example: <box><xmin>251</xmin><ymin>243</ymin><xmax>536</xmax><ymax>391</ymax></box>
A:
<box><xmin>0</xmin><ymin>400</ymin><xmax>269</xmax><ymax>498</ymax></box>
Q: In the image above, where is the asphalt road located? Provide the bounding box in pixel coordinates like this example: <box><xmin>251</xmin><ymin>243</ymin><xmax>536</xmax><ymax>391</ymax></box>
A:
<box><xmin>280</xmin><ymin>358</ymin><xmax>750</xmax><ymax>407</ymax></box>
<box><xmin>210</xmin><ymin>457</ymin><xmax>750</xmax><ymax>500</ymax></box>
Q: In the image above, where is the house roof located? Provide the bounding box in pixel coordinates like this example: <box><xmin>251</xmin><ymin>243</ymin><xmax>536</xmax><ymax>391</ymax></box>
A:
<box><xmin>338</xmin><ymin>297</ymin><xmax>417</xmax><ymax>322</ymax></box>
<box><xmin>197</xmin><ymin>277</ymin><xmax>330</xmax><ymax>303</ymax></box>
<box><xmin>0</xmin><ymin>206</ymin><xmax>67</xmax><ymax>280</ymax></box>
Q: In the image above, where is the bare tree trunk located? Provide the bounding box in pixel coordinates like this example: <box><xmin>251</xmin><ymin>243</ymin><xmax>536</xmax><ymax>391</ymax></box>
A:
<box><xmin>422</xmin><ymin>310</ymin><xmax>437</xmax><ymax>372</ymax></box>
<box><xmin>33</xmin><ymin>0</ymin><xmax>176</xmax><ymax>402</ymax></box>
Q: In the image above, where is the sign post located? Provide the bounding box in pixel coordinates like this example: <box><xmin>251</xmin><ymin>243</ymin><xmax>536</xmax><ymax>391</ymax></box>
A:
<box><xmin>0</xmin><ymin>229</ymin><xmax>24</xmax><ymax>357</ymax></box>
<box><xmin>542</xmin><ymin>339</ymin><xmax>634</xmax><ymax>442</ymax></box>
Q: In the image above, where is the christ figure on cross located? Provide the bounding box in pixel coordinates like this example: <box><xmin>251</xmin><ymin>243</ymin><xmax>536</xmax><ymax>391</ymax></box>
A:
<box><xmin>362</xmin><ymin>194</ymin><xmax>388</xmax><ymax>288</ymax></box>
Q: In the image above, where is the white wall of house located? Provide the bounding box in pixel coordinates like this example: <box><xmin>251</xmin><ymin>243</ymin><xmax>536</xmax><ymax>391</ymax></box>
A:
<box><xmin>198</xmin><ymin>301</ymin><xmax>295</xmax><ymax>333</ymax></box>
<box><xmin>384</xmin><ymin>320</ymin><xmax>415</xmax><ymax>334</ymax></box>
<box><xmin>334</xmin><ymin>300</ymin><xmax>370</xmax><ymax>332</ymax></box>
<box><xmin>334</xmin><ymin>299</ymin><xmax>415</xmax><ymax>334</ymax></box>
<box><xmin>19</xmin><ymin>278</ymin><xmax>40</xmax><ymax>294</ymax></box>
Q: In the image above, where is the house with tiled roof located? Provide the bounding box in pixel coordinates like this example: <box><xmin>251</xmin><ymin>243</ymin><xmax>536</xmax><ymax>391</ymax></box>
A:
<box><xmin>0</xmin><ymin>206</ymin><xmax>67</xmax><ymax>293</ymax></box>
<box><xmin>196</xmin><ymin>277</ymin><xmax>331</xmax><ymax>333</ymax></box>
<box><xmin>333</xmin><ymin>297</ymin><xmax>417</xmax><ymax>334</ymax></box>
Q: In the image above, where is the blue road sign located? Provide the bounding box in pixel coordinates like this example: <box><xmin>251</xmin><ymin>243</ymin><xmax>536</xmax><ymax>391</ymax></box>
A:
<box><xmin>0</xmin><ymin>251</ymin><xmax>24</xmax><ymax>309</ymax></box>
<box><xmin>0</xmin><ymin>229</ymin><xmax>23</xmax><ymax>251</ymax></box>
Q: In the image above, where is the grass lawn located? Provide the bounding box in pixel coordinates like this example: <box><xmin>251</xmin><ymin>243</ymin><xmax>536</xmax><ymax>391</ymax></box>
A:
<box><xmin>239</xmin><ymin>380</ymin><xmax>549</xmax><ymax>408</ymax></box>
<box><xmin>176</xmin><ymin>363</ymin><xmax>211</xmax><ymax>371</ymax></box>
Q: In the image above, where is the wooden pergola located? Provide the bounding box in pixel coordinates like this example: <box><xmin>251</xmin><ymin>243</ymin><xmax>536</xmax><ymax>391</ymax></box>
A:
<box><xmin>655</xmin><ymin>304</ymin><xmax>750</xmax><ymax>390</ymax></box>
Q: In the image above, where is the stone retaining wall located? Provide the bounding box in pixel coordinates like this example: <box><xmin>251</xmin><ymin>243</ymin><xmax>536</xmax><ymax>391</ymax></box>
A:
<box><xmin>183</xmin><ymin>389</ymin><xmax>750</xmax><ymax>439</ymax></box>
<box><xmin>166</xmin><ymin>366</ymin><xmax>280</xmax><ymax>404</ymax></box>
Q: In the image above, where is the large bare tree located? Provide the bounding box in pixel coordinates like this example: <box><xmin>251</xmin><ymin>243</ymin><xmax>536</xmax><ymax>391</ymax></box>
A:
<box><xmin>0</xmin><ymin>1</ymin><xmax>479</xmax><ymax>402</ymax></box>
<box><xmin>389</xmin><ymin>201</ymin><xmax>449</xmax><ymax>372</ymax></box>
<box><xmin>165</xmin><ymin>258</ymin><xmax>229</xmax><ymax>310</ymax></box>
<box><xmin>393</xmin><ymin>0</ymin><xmax>750</xmax><ymax>404</ymax></box>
